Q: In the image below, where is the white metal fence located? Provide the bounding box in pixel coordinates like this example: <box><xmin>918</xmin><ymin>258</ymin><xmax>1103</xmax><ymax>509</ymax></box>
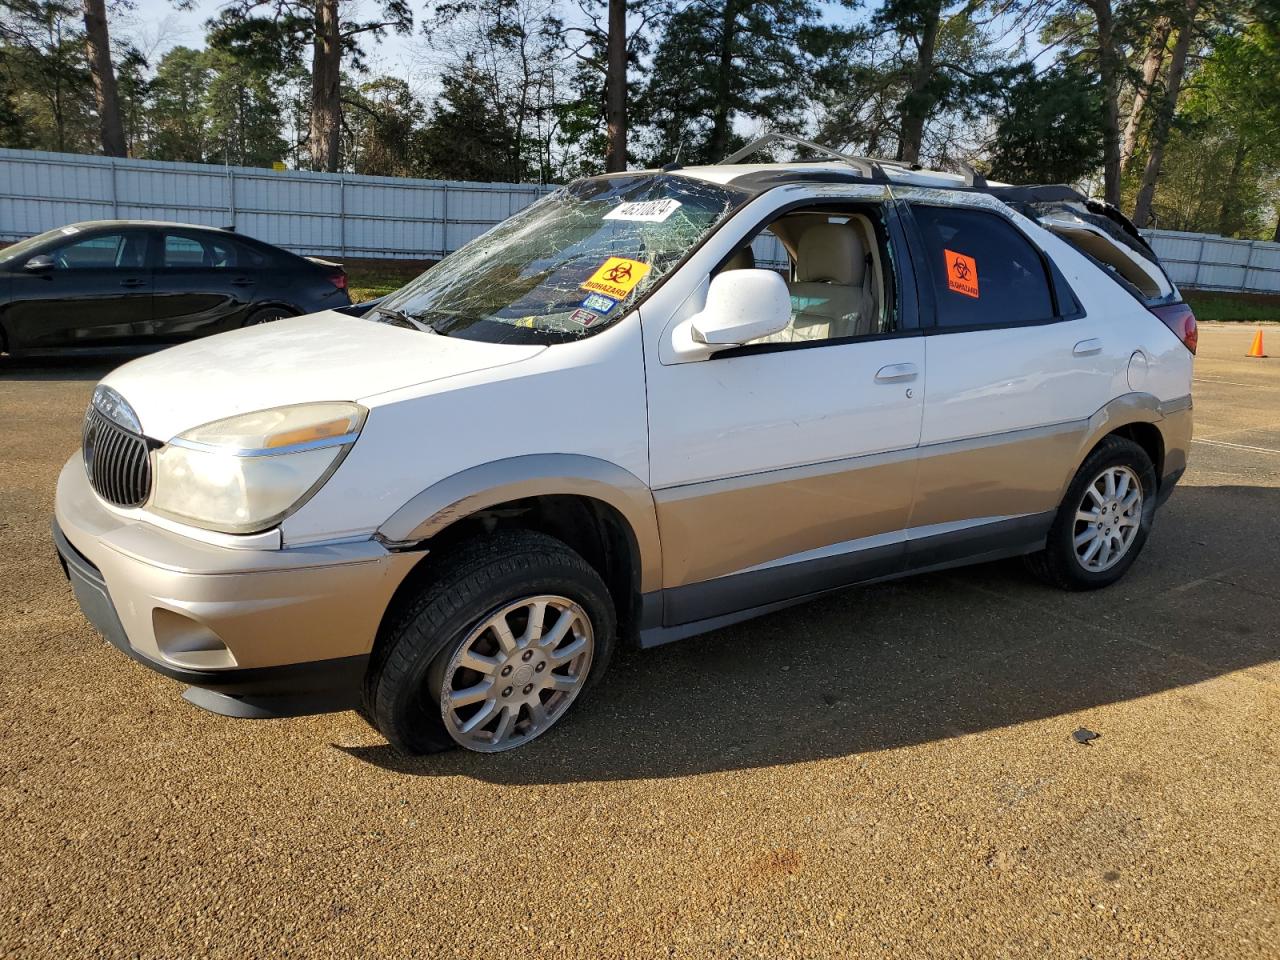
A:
<box><xmin>0</xmin><ymin>148</ymin><xmax>554</xmax><ymax>260</ymax></box>
<box><xmin>1142</xmin><ymin>229</ymin><xmax>1280</xmax><ymax>295</ymax></box>
<box><xmin>3</xmin><ymin>148</ymin><xmax>1279</xmax><ymax>292</ymax></box>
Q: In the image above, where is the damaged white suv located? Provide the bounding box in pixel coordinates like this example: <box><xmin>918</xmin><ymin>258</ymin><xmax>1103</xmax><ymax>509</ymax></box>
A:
<box><xmin>54</xmin><ymin>139</ymin><xmax>1196</xmax><ymax>754</ymax></box>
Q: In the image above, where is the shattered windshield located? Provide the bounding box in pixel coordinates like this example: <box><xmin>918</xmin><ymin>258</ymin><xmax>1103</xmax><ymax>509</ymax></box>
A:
<box><xmin>372</xmin><ymin>174</ymin><xmax>750</xmax><ymax>343</ymax></box>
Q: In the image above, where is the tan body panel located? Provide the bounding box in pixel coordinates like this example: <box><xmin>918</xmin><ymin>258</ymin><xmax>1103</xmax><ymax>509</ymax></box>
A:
<box><xmin>55</xmin><ymin>458</ymin><xmax>421</xmax><ymax>670</ymax></box>
<box><xmin>380</xmin><ymin>454</ymin><xmax>664</xmax><ymax>595</ymax></box>
<box><xmin>656</xmin><ymin>392</ymin><xmax>1191</xmax><ymax>593</ymax></box>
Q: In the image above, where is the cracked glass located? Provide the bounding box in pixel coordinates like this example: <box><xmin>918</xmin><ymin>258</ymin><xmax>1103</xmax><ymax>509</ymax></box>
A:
<box><xmin>371</xmin><ymin>174</ymin><xmax>751</xmax><ymax>344</ymax></box>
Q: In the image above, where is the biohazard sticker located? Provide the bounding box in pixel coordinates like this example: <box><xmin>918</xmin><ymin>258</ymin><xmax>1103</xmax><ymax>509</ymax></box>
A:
<box><xmin>581</xmin><ymin>257</ymin><xmax>651</xmax><ymax>300</ymax></box>
<box><xmin>603</xmin><ymin>199</ymin><xmax>682</xmax><ymax>222</ymax></box>
<box><xmin>944</xmin><ymin>249</ymin><xmax>978</xmax><ymax>298</ymax></box>
<box><xmin>580</xmin><ymin>292</ymin><xmax>618</xmax><ymax>314</ymax></box>
<box><xmin>568</xmin><ymin>309</ymin><xmax>602</xmax><ymax>328</ymax></box>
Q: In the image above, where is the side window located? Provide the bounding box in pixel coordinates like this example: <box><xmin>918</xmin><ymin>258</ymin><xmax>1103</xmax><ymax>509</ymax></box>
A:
<box><xmin>910</xmin><ymin>205</ymin><xmax>1054</xmax><ymax>329</ymax></box>
<box><xmin>162</xmin><ymin>233</ymin><xmax>240</xmax><ymax>269</ymax></box>
<box><xmin>52</xmin><ymin>234</ymin><xmax>128</xmax><ymax>270</ymax></box>
<box><xmin>719</xmin><ymin>206</ymin><xmax>895</xmax><ymax>347</ymax></box>
<box><xmin>163</xmin><ymin>235</ymin><xmax>206</xmax><ymax>268</ymax></box>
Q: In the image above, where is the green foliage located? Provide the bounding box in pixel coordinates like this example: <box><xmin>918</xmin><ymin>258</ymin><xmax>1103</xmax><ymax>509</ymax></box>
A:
<box><xmin>1140</xmin><ymin>23</ymin><xmax>1280</xmax><ymax>236</ymax></box>
<box><xmin>420</xmin><ymin>59</ymin><xmax>522</xmax><ymax>181</ymax></box>
<box><xmin>987</xmin><ymin>62</ymin><xmax>1105</xmax><ymax>184</ymax></box>
<box><xmin>635</xmin><ymin>0</ymin><xmax>821</xmax><ymax>166</ymax></box>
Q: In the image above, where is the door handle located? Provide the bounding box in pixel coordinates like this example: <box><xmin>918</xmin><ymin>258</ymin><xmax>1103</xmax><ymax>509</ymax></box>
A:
<box><xmin>230</xmin><ymin>277</ymin><xmax>254</xmax><ymax>287</ymax></box>
<box><xmin>119</xmin><ymin>278</ymin><xmax>147</xmax><ymax>289</ymax></box>
<box><xmin>1073</xmin><ymin>338</ymin><xmax>1103</xmax><ymax>356</ymax></box>
<box><xmin>875</xmin><ymin>363</ymin><xmax>918</xmax><ymax>383</ymax></box>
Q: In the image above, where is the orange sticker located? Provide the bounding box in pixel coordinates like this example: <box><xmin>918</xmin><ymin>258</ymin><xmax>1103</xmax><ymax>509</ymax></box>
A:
<box><xmin>581</xmin><ymin>257</ymin><xmax>651</xmax><ymax>300</ymax></box>
<box><xmin>944</xmin><ymin>249</ymin><xmax>979</xmax><ymax>298</ymax></box>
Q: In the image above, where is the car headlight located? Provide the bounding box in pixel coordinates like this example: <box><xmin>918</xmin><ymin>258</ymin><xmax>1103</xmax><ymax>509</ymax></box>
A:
<box><xmin>151</xmin><ymin>402</ymin><xmax>366</xmax><ymax>534</ymax></box>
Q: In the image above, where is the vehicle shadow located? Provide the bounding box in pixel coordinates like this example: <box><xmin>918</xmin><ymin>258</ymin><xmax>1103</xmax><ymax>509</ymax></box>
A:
<box><xmin>339</xmin><ymin>482</ymin><xmax>1280</xmax><ymax>785</ymax></box>
<box><xmin>0</xmin><ymin>356</ymin><xmax>125</xmax><ymax>382</ymax></box>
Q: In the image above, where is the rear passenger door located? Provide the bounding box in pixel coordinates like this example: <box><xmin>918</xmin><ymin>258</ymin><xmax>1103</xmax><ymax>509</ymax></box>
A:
<box><xmin>901</xmin><ymin>199</ymin><xmax>1127</xmax><ymax>558</ymax></box>
<box><xmin>147</xmin><ymin>230</ymin><xmax>261</xmax><ymax>341</ymax></box>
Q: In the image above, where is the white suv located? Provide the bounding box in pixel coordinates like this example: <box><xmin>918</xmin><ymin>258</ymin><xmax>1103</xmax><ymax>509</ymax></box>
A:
<box><xmin>54</xmin><ymin>145</ymin><xmax>1196</xmax><ymax>754</ymax></box>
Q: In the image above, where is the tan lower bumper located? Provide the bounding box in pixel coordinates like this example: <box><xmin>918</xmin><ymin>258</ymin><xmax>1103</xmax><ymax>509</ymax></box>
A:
<box><xmin>53</xmin><ymin>457</ymin><xmax>423</xmax><ymax>672</ymax></box>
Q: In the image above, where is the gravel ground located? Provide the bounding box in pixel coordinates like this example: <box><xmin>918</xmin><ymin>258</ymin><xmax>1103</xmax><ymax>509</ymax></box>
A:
<box><xmin>1</xmin><ymin>324</ymin><xmax>1277</xmax><ymax>959</ymax></box>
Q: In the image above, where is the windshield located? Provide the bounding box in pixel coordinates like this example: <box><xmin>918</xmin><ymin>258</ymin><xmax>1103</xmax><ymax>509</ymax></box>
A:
<box><xmin>372</xmin><ymin>174</ymin><xmax>750</xmax><ymax>343</ymax></box>
<box><xmin>0</xmin><ymin>226</ymin><xmax>79</xmax><ymax>265</ymax></box>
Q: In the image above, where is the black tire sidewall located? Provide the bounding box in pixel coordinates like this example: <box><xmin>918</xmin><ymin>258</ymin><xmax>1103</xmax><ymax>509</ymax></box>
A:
<box><xmin>1048</xmin><ymin>438</ymin><xmax>1158</xmax><ymax>589</ymax></box>
<box><xmin>369</xmin><ymin>534</ymin><xmax>616</xmax><ymax>755</ymax></box>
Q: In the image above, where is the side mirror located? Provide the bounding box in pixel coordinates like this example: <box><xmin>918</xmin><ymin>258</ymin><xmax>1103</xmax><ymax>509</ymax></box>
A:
<box><xmin>24</xmin><ymin>254</ymin><xmax>54</xmax><ymax>273</ymax></box>
<box><xmin>690</xmin><ymin>269</ymin><xmax>791</xmax><ymax>348</ymax></box>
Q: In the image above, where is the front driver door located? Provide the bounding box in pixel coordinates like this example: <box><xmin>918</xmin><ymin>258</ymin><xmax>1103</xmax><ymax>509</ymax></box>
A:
<box><xmin>6</xmin><ymin>229</ymin><xmax>152</xmax><ymax>350</ymax></box>
<box><xmin>644</xmin><ymin>199</ymin><xmax>926</xmax><ymax>627</ymax></box>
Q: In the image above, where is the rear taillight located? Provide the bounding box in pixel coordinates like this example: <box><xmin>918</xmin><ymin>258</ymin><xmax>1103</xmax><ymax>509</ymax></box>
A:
<box><xmin>1149</xmin><ymin>302</ymin><xmax>1197</xmax><ymax>355</ymax></box>
<box><xmin>329</xmin><ymin>272</ymin><xmax>348</xmax><ymax>290</ymax></box>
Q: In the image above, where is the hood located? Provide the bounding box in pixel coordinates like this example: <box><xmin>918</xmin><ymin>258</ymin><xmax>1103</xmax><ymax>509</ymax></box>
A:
<box><xmin>103</xmin><ymin>311</ymin><xmax>544</xmax><ymax>441</ymax></box>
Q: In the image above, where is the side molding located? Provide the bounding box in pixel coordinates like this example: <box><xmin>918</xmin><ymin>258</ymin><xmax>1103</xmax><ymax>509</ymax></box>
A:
<box><xmin>378</xmin><ymin>454</ymin><xmax>663</xmax><ymax>594</ymax></box>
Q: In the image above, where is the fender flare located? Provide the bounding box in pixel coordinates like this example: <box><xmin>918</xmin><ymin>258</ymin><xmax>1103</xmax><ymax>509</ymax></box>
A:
<box><xmin>1061</xmin><ymin>391</ymin><xmax>1190</xmax><ymax>497</ymax></box>
<box><xmin>378</xmin><ymin>454</ymin><xmax>663</xmax><ymax>594</ymax></box>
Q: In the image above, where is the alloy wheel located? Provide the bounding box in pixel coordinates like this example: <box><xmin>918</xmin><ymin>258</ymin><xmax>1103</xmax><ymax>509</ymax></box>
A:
<box><xmin>1072</xmin><ymin>465</ymin><xmax>1143</xmax><ymax>573</ymax></box>
<box><xmin>437</xmin><ymin>595</ymin><xmax>594</xmax><ymax>752</ymax></box>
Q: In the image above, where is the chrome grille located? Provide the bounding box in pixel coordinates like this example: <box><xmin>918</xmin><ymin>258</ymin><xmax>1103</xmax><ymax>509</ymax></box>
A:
<box><xmin>82</xmin><ymin>406</ymin><xmax>153</xmax><ymax>507</ymax></box>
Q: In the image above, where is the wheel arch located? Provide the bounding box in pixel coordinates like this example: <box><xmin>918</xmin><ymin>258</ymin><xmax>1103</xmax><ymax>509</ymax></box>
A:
<box><xmin>375</xmin><ymin>455</ymin><xmax>662</xmax><ymax>642</ymax></box>
<box><xmin>1068</xmin><ymin>392</ymin><xmax>1182</xmax><ymax>496</ymax></box>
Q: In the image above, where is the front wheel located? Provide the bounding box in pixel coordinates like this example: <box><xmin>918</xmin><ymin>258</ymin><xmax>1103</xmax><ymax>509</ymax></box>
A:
<box><xmin>1025</xmin><ymin>435</ymin><xmax>1158</xmax><ymax>590</ymax></box>
<box><xmin>362</xmin><ymin>530</ymin><xmax>616</xmax><ymax>754</ymax></box>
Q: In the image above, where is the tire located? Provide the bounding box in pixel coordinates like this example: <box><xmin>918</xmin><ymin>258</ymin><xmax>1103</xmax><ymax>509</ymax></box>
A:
<box><xmin>1025</xmin><ymin>435</ymin><xmax>1158</xmax><ymax>591</ymax></box>
<box><xmin>243</xmin><ymin>305</ymin><xmax>293</xmax><ymax>326</ymax></box>
<box><xmin>362</xmin><ymin>530</ymin><xmax>617</xmax><ymax>755</ymax></box>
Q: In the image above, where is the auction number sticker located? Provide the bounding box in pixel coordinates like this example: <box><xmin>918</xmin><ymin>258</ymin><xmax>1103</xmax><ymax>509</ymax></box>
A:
<box><xmin>603</xmin><ymin>199</ymin><xmax>683</xmax><ymax>223</ymax></box>
<box><xmin>944</xmin><ymin>249</ymin><xmax>979</xmax><ymax>298</ymax></box>
<box><xmin>581</xmin><ymin>257</ymin><xmax>651</xmax><ymax>299</ymax></box>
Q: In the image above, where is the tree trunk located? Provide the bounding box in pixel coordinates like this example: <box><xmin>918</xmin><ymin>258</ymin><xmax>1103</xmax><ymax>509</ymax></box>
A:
<box><xmin>1132</xmin><ymin>3</ymin><xmax>1198</xmax><ymax>228</ymax></box>
<box><xmin>309</xmin><ymin>0</ymin><xmax>342</xmax><ymax>172</ymax></box>
<box><xmin>604</xmin><ymin>0</ymin><xmax>627</xmax><ymax>172</ymax></box>
<box><xmin>1216</xmin><ymin>139</ymin><xmax>1248</xmax><ymax>237</ymax></box>
<box><xmin>707</xmin><ymin>0</ymin><xmax>739</xmax><ymax>161</ymax></box>
<box><xmin>1120</xmin><ymin>19</ymin><xmax>1170</xmax><ymax>173</ymax></box>
<box><xmin>81</xmin><ymin>0</ymin><xmax>125</xmax><ymax>156</ymax></box>
<box><xmin>1091</xmin><ymin>0</ymin><xmax>1122</xmax><ymax>206</ymax></box>
<box><xmin>896</xmin><ymin>2</ymin><xmax>942</xmax><ymax>165</ymax></box>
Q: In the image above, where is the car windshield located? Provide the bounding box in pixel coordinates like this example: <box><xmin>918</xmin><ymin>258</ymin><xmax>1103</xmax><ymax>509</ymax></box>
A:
<box><xmin>372</xmin><ymin>173</ymin><xmax>750</xmax><ymax>343</ymax></box>
<box><xmin>0</xmin><ymin>226</ymin><xmax>78</xmax><ymax>265</ymax></box>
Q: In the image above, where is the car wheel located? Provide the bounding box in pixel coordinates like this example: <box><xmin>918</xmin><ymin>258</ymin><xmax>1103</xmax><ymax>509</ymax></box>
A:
<box><xmin>243</xmin><ymin>306</ymin><xmax>292</xmax><ymax>326</ymax></box>
<box><xmin>363</xmin><ymin>530</ymin><xmax>617</xmax><ymax>755</ymax></box>
<box><xmin>1025</xmin><ymin>435</ymin><xmax>1158</xmax><ymax>590</ymax></box>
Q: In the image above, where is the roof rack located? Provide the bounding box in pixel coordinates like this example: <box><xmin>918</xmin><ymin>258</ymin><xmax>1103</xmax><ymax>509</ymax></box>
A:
<box><xmin>719</xmin><ymin>133</ymin><xmax>897</xmax><ymax>184</ymax></box>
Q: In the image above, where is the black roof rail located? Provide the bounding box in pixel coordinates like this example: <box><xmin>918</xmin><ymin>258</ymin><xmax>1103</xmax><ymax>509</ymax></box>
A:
<box><xmin>959</xmin><ymin>161</ymin><xmax>987</xmax><ymax>189</ymax></box>
<box><xmin>720</xmin><ymin>133</ymin><xmax>894</xmax><ymax>184</ymax></box>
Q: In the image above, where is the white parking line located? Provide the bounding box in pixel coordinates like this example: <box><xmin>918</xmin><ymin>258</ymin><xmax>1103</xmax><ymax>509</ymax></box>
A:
<box><xmin>1193</xmin><ymin>437</ymin><xmax>1280</xmax><ymax>455</ymax></box>
<box><xmin>1194</xmin><ymin>377</ymin><xmax>1263</xmax><ymax>387</ymax></box>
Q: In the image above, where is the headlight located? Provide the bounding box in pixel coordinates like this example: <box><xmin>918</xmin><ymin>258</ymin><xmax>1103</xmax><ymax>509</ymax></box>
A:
<box><xmin>151</xmin><ymin>402</ymin><xmax>366</xmax><ymax>533</ymax></box>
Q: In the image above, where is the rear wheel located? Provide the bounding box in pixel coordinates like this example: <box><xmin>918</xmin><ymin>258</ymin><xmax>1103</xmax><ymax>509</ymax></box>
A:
<box><xmin>362</xmin><ymin>530</ymin><xmax>616</xmax><ymax>754</ymax></box>
<box><xmin>1025</xmin><ymin>435</ymin><xmax>1157</xmax><ymax>590</ymax></box>
<box><xmin>243</xmin><ymin>305</ymin><xmax>292</xmax><ymax>326</ymax></box>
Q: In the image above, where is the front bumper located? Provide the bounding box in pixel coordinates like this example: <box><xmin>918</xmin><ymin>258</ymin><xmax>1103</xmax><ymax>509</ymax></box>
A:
<box><xmin>53</xmin><ymin>457</ymin><xmax>423</xmax><ymax>717</ymax></box>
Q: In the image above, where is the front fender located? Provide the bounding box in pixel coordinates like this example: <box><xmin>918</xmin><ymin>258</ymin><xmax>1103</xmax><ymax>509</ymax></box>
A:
<box><xmin>378</xmin><ymin>454</ymin><xmax>663</xmax><ymax>594</ymax></box>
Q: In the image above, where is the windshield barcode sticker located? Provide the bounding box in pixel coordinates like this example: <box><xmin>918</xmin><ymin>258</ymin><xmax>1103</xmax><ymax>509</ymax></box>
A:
<box><xmin>603</xmin><ymin>199</ymin><xmax>683</xmax><ymax>223</ymax></box>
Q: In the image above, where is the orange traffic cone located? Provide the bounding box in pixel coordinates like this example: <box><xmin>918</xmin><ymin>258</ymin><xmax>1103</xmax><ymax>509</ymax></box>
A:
<box><xmin>1247</xmin><ymin>329</ymin><xmax>1267</xmax><ymax>358</ymax></box>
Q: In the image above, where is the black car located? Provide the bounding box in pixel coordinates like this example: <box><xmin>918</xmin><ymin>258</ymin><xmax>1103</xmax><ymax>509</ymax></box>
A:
<box><xmin>0</xmin><ymin>221</ymin><xmax>351</xmax><ymax>356</ymax></box>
